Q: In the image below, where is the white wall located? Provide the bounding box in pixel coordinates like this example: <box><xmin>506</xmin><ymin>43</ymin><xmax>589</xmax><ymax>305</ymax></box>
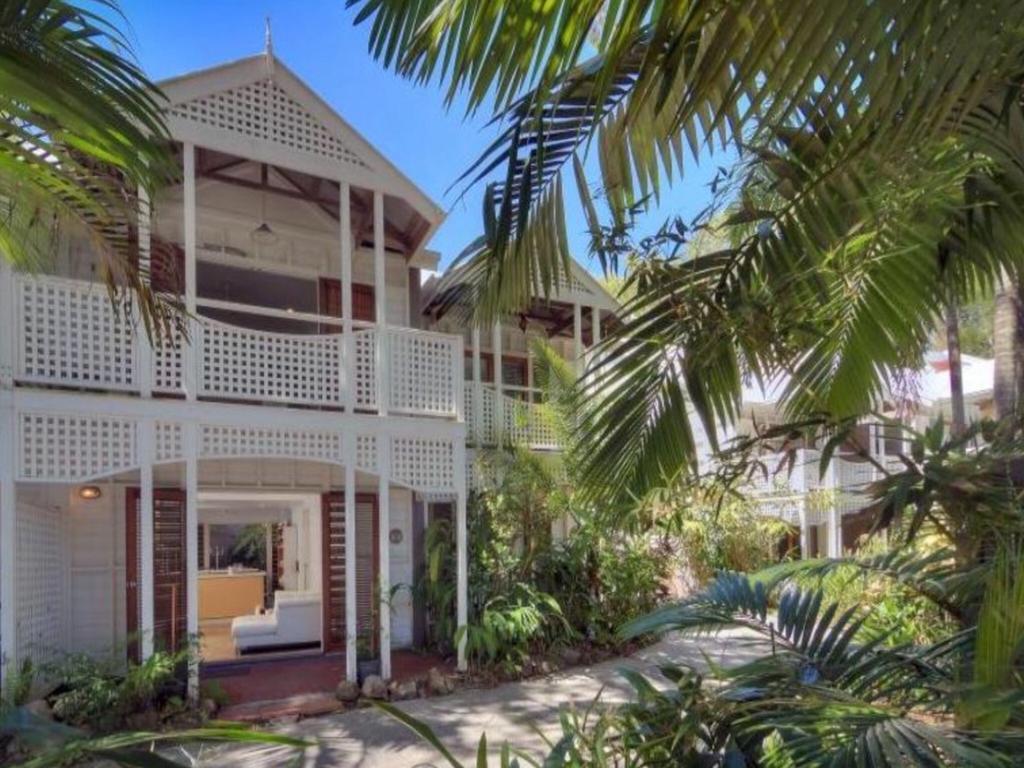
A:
<box><xmin>387</xmin><ymin>488</ymin><xmax>414</xmax><ymax>649</ymax></box>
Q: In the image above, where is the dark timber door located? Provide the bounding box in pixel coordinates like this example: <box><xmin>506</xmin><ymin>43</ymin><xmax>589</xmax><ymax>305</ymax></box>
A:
<box><xmin>321</xmin><ymin>492</ymin><xmax>379</xmax><ymax>653</ymax></box>
<box><xmin>126</xmin><ymin>488</ymin><xmax>188</xmax><ymax>661</ymax></box>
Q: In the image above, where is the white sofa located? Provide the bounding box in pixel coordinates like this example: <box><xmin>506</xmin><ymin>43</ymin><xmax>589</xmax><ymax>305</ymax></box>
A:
<box><xmin>231</xmin><ymin>591</ymin><xmax>322</xmax><ymax>654</ymax></box>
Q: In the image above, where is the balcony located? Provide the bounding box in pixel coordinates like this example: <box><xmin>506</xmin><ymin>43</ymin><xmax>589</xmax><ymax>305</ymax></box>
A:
<box><xmin>14</xmin><ymin>274</ymin><xmax>463</xmax><ymax>419</ymax></box>
<box><xmin>464</xmin><ymin>385</ymin><xmax>561</xmax><ymax>450</ymax></box>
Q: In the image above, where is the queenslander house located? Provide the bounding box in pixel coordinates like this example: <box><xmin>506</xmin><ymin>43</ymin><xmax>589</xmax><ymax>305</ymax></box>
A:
<box><xmin>0</xmin><ymin>44</ymin><xmax>991</xmax><ymax>697</ymax></box>
<box><xmin>0</xmin><ymin>46</ymin><xmax>617</xmax><ymax>695</ymax></box>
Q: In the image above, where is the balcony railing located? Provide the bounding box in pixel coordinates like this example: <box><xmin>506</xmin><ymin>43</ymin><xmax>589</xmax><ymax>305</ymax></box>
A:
<box><xmin>15</xmin><ymin>274</ymin><xmax>463</xmax><ymax>419</ymax></box>
<box><xmin>464</xmin><ymin>385</ymin><xmax>561</xmax><ymax>450</ymax></box>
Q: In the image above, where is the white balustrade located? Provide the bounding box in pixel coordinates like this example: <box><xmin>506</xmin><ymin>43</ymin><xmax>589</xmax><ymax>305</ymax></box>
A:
<box><xmin>13</xmin><ymin>274</ymin><xmax>460</xmax><ymax>419</ymax></box>
<box><xmin>466</xmin><ymin>385</ymin><xmax>560</xmax><ymax>450</ymax></box>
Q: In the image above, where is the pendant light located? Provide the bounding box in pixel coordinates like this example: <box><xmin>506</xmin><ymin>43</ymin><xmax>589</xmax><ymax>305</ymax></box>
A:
<box><xmin>251</xmin><ymin>166</ymin><xmax>278</xmax><ymax>245</ymax></box>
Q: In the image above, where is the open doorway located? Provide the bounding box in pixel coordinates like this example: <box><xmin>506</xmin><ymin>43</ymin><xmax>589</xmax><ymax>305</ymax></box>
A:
<box><xmin>197</xmin><ymin>492</ymin><xmax>322</xmax><ymax>663</ymax></box>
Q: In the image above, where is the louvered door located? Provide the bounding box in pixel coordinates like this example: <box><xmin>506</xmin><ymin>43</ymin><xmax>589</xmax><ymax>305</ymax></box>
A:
<box><xmin>321</xmin><ymin>492</ymin><xmax>378</xmax><ymax>653</ymax></box>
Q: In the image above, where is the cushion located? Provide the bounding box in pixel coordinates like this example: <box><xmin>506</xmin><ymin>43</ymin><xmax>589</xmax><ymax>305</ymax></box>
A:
<box><xmin>230</xmin><ymin>613</ymin><xmax>277</xmax><ymax>639</ymax></box>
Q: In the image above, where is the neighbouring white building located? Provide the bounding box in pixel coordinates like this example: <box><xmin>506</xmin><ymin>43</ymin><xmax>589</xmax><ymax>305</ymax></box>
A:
<box><xmin>733</xmin><ymin>350</ymin><xmax>995</xmax><ymax>558</ymax></box>
<box><xmin>0</xmin><ymin>48</ymin><xmax>617</xmax><ymax>695</ymax></box>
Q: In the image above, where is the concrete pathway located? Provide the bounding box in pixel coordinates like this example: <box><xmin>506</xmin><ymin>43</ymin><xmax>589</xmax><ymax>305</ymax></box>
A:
<box><xmin>196</xmin><ymin>631</ymin><xmax>763</xmax><ymax>768</ymax></box>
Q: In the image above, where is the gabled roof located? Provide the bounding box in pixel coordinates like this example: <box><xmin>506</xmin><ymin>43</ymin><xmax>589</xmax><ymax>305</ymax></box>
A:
<box><xmin>157</xmin><ymin>52</ymin><xmax>444</xmax><ymax>234</ymax></box>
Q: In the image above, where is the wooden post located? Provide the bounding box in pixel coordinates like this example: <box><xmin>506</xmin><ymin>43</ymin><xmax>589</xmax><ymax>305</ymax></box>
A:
<box><xmin>378</xmin><ymin>436</ymin><xmax>391</xmax><ymax>679</ymax></box>
<box><xmin>184</xmin><ymin>423</ymin><xmax>199</xmax><ymax>699</ymax></box>
<box><xmin>471</xmin><ymin>328</ymin><xmax>482</xmax><ymax>444</ymax></box>
<box><xmin>340</xmin><ymin>181</ymin><xmax>355</xmax><ymax>413</ymax></box>
<box><xmin>139</xmin><ymin>419</ymin><xmax>155</xmax><ymax>659</ymax></box>
<box><xmin>182</xmin><ymin>143</ymin><xmax>198</xmax><ymax>402</ymax></box>
<box><xmin>0</xmin><ymin>405</ymin><xmax>16</xmax><ymax>679</ymax></box>
<box><xmin>137</xmin><ymin>186</ymin><xmax>153</xmax><ymax>398</ymax></box>
<box><xmin>573</xmin><ymin>302</ymin><xmax>583</xmax><ymax>373</ymax></box>
<box><xmin>0</xmin><ymin>261</ymin><xmax>13</xmax><ymax>391</ymax></box>
<box><xmin>374</xmin><ymin>191</ymin><xmax>388</xmax><ymax>416</ymax></box>
<box><xmin>343</xmin><ymin>433</ymin><xmax>357</xmax><ymax>682</ymax></box>
<box><xmin>454</xmin><ymin>440</ymin><xmax>468</xmax><ymax>672</ymax></box>
<box><xmin>492</xmin><ymin>324</ymin><xmax>503</xmax><ymax>442</ymax></box>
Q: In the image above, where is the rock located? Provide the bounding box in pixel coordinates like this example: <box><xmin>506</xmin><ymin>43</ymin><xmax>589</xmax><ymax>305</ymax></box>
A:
<box><xmin>200</xmin><ymin>698</ymin><xmax>219</xmax><ymax>717</ymax></box>
<box><xmin>560</xmin><ymin>647</ymin><xmax>582</xmax><ymax>667</ymax></box>
<box><xmin>388</xmin><ymin>678</ymin><xmax>419</xmax><ymax>701</ymax></box>
<box><xmin>23</xmin><ymin>699</ymin><xmax>52</xmax><ymax>721</ymax></box>
<box><xmin>426</xmin><ymin>667</ymin><xmax>455</xmax><ymax>695</ymax></box>
<box><xmin>538</xmin><ymin>660</ymin><xmax>554</xmax><ymax>676</ymax></box>
<box><xmin>361</xmin><ymin>675</ymin><xmax>388</xmax><ymax>700</ymax></box>
<box><xmin>335</xmin><ymin>679</ymin><xmax>361</xmax><ymax>703</ymax></box>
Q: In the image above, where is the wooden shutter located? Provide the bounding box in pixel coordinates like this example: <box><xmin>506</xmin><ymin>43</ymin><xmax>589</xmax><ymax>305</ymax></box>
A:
<box><xmin>321</xmin><ymin>492</ymin><xmax>379</xmax><ymax>654</ymax></box>
<box><xmin>318</xmin><ymin>278</ymin><xmax>376</xmax><ymax>331</ymax></box>
<box><xmin>126</xmin><ymin>488</ymin><xmax>188</xmax><ymax>659</ymax></box>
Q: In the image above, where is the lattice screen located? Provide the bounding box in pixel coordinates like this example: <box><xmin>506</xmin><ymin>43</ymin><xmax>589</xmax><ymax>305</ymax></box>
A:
<box><xmin>155</xmin><ymin>422</ymin><xmax>183</xmax><ymax>464</ymax></box>
<box><xmin>200</xmin><ymin>424</ymin><xmax>343</xmax><ymax>465</ymax></box>
<box><xmin>200</xmin><ymin>321</ymin><xmax>343</xmax><ymax>406</ymax></box>
<box><xmin>19</xmin><ymin>413</ymin><xmax>138</xmax><ymax>482</ymax></box>
<box><xmin>152</xmin><ymin>330</ymin><xmax>184</xmax><ymax>394</ymax></box>
<box><xmin>170</xmin><ymin>79</ymin><xmax>369</xmax><ymax>169</ymax></box>
<box><xmin>389</xmin><ymin>331</ymin><xmax>456</xmax><ymax>415</ymax></box>
<box><xmin>17</xmin><ymin>276</ymin><xmax>136</xmax><ymax>391</ymax></box>
<box><xmin>353</xmin><ymin>329</ymin><xmax>377</xmax><ymax>409</ymax></box>
<box><xmin>355</xmin><ymin>434</ymin><xmax>377</xmax><ymax>473</ymax></box>
<box><xmin>16</xmin><ymin>502</ymin><xmax>66</xmax><ymax>665</ymax></box>
<box><xmin>391</xmin><ymin>437</ymin><xmax>454</xmax><ymax>492</ymax></box>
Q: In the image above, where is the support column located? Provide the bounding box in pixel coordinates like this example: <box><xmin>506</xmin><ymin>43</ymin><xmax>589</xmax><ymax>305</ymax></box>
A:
<box><xmin>378</xmin><ymin>436</ymin><xmax>391</xmax><ymax>679</ymax></box>
<box><xmin>0</xmin><ymin>405</ymin><xmax>17</xmax><ymax>679</ymax></box>
<box><xmin>454</xmin><ymin>440</ymin><xmax>468</xmax><ymax>672</ymax></box>
<box><xmin>0</xmin><ymin>260</ymin><xmax>15</xmax><ymax>390</ymax></box>
<box><xmin>591</xmin><ymin>306</ymin><xmax>601</xmax><ymax>346</ymax></box>
<box><xmin>202</xmin><ymin>524</ymin><xmax>210</xmax><ymax>571</ymax></box>
<box><xmin>184</xmin><ymin>423</ymin><xmax>199</xmax><ymax>699</ymax></box>
<box><xmin>137</xmin><ymin>185</ymin><xmax>153</xmax><ymax>398</ymax></box>
<box><xmin>492</xmin><ymin>324</ymin><xmax>503</xmax><ymax>442</ymax></box>
<box><xmin>471</xmin><ymin>328</ymin><xmax>482</xmax><ymax>444</ymax></box>
<box><xmin>182</xmin><ymin>143</ymin><xmax>198</xmax><ymax>402</ymax></box>
<box><xmin>343</xmin><ymin>433</ymin><xmax>357</xmax><ymax>682</ymax></box>
<box><xmin>340</xmin><ymin>181</ymin><xmax>355</xmax><ymax>413</ymax></box>
<box><xmin>798</xmin><ymin>503</ymin><xmax>812</xmax><ymax>560</ymax></box>
<box><xmin>139</xmin><ymin>419</ymin><xmax>155</xmax><ymax>660</ymax></box>
<box><xmin>573</xmin><ymin>302</ymin><xmax>583</xmax><ymax>373</ymax></box>
<box><xmin>374</xmin><ymin>191</ymin><xmax>389</xmax><ymax>416</ymax></box>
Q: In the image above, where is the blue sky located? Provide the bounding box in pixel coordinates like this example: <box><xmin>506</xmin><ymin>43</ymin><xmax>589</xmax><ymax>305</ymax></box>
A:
<box><xmin>121</xmin><ymin>0</ymin><xmax>731</xmax><ymax>273</ymax></box>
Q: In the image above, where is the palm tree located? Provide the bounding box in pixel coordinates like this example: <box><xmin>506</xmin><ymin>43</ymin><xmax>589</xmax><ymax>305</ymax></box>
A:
<box><xmin>350</xmin><ymin>0</ymin><xmax>1024</xmax><ymax>496</ymax></box>
<box><xmin>0</xmin><ymin>0</ymin><xmax>176</xmax><ymax>336</ymax></box>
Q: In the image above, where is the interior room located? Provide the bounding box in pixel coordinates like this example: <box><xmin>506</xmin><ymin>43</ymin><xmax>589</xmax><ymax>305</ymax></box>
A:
<box><xmin>197</xmin><ymin>492</ymin><xmax>322</xmax><ymax>663</ymax></box>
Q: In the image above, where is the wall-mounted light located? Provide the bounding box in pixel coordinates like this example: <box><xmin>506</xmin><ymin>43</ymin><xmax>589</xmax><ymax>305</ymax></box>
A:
<box><xmin>78</xmin><ymin>485</ymin><xmax>102</xmax><ymax>501</ymax></box>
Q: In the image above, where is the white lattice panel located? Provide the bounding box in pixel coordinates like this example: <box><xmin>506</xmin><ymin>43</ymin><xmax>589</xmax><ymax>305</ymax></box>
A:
<box><xmin>466</xmin><ymin>386</ymin><xmax>497</xmax><ymax>444</ymax></box>
<box><xmin>388</xmin><ymin>329</ymin><xmax>457</xmax><ymax>416</ymax></box>
<box><xmin>354</xmin><ymin>329</ymin><xmax>377</xmax><ymax>409</ymax></box>
<box><xmin>503</xmin><ymin>395</ymin><xmax>560</xmax><ymax>450</ymax></box>
<box><xmin>170</xmin><ymin>79</ymin><xmax>369</xmax><ymax>169</ymax></box>
<box><xmin>155</xmin><ymin>422</ymin><xmax>183</xmax><ymax>463</ymax></box>
<box><xmin>17</xmin><ymin>276</ymin><xmax>136</xmax><ymax>391</ymax></box>
<box><xmin>17</xmin><ymin>502</ymin><xmax>66</xmax><ymax>664</ymax></box>
<box><xmin>200</xmin><ymin>424</ymin><xmax>343</xmax><ymax>464</ymax></box>
<box><xmin>152</xmin><ymin>328</ymin><xmax>184</xmax><ymax>394</ymax></box>
<box><xmin>391</xmin><ymin>437</ymin><xmax>454</xmax><ymax>492</ymax></box>
<box><xmin>356</xmin><ymin>434</ymin><xmax>378</xmax><ymax>473</ymax></box>
<box><xmin>199</xmin><ymin>320</ymin><xmax>343</xmax><ymax>406</ymax></box>
<box><xmin>19</xmin><ymin>413</ymin><xmax>137</xmax><ymax>482</ymax></box>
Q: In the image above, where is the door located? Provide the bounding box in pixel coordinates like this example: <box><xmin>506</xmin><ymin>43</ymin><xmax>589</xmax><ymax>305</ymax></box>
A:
<box><xmin>318</xmin><ymin>278</ymin><xmax>376</xmax><ymax>332</ymax></box>
<box><xmin>321</xmin><ymin>492</ymin><xmax>378</xmax><ymax>653</ymax></box>
<box><xmin>126</xmin><ymin>488</ymin><xmax>188</xmax><ymax>662</ymax></box>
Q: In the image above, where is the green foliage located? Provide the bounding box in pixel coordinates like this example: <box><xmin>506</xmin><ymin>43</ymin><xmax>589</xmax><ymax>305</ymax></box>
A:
<box><xmin>46</xmin><ymin>649</ymin><xmax>186</xmax><ymax>733</ymax></box>
<box><xmin>230</xmin><ymin>524</ymin><xmax>268</xmax><ymax>570</ymax></box>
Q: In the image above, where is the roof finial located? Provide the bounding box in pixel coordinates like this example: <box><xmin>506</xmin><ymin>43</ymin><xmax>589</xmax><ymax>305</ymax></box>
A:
<box><xmin>264</xmin><ymin>16</ymin><xmax>273</xmax><ymax>57</ymax></box>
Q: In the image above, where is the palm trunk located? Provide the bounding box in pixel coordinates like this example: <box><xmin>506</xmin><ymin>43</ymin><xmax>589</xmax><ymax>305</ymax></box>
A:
<box><xmin>946</xmin><ymin>297</ymin><xmax>966</xmax><ymax>437</ymax></box>
<box><xmin>992</xmin><ymin>280</ymin><xmax>1024</xmax><ymax>421</ymax></box>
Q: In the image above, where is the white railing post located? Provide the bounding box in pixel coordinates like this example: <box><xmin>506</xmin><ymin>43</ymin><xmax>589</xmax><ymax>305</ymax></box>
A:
<box><xmin>184</xmin><ymin>422</ymin><xmax>199</xmax><ymax>700</ymax></box>
<box><xmin>343</xmin><ymin>432</ymin><xmax>357</xmax><ymax>682</ymax></box>
<box><xmin>452</xmin><ymin>336</ymin><xmax>464</xmax><ymax>420</ymax></box>
<box><xmin>340</xmin><ymin>181</ymin><xmax>355</xmax><ymax>413</ymax></box>
<box><xmin>378</xmin><ymin>435</ymin><xmax>391</xmax><ymax>679</ymax></box>
<box><xmin>182</xmin><ymin>142</ymin><xmax>198</xmax><ymax>402</ymax></box>
<box><xmin>492</xmin><ymin>324</ymin><xmax>503</xmax><ymax>442</ymax></box>
<box><xmin>137</xmin><ymin>185</ymin><xmax>153</xmax><ymax>398</ymax></box>
<box><xmin>139</xmin><ymin>419</ymin><xmax>155</xmax><ymax>659</ymax></box>
<box><xmin>373</xmin><ymin>191</ymin><xmax>389</xmax><ymax>416</ymax></box>
<box><xmin>454</xmin><ymin>439</ymin><xmax>468</xmax><ymax>672</ymax></box>
<box><xmin>0</xmin><ymin>262</ymin><xmax>14</xmax><ymax>390</ymax></box>
<box><xmin>471</xmin><ymin>328</ymin><xmax>482</xmax><ymax>443</ymax></box>
<box><xmin>573</xmin><ymin>302</ymin><xmax>583</xmax><ymax>374</ymax></box>
<box><xmin>0</xmin><ymin>404</ymin><xmax>17</xmax><ymax>679</ymax></box>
